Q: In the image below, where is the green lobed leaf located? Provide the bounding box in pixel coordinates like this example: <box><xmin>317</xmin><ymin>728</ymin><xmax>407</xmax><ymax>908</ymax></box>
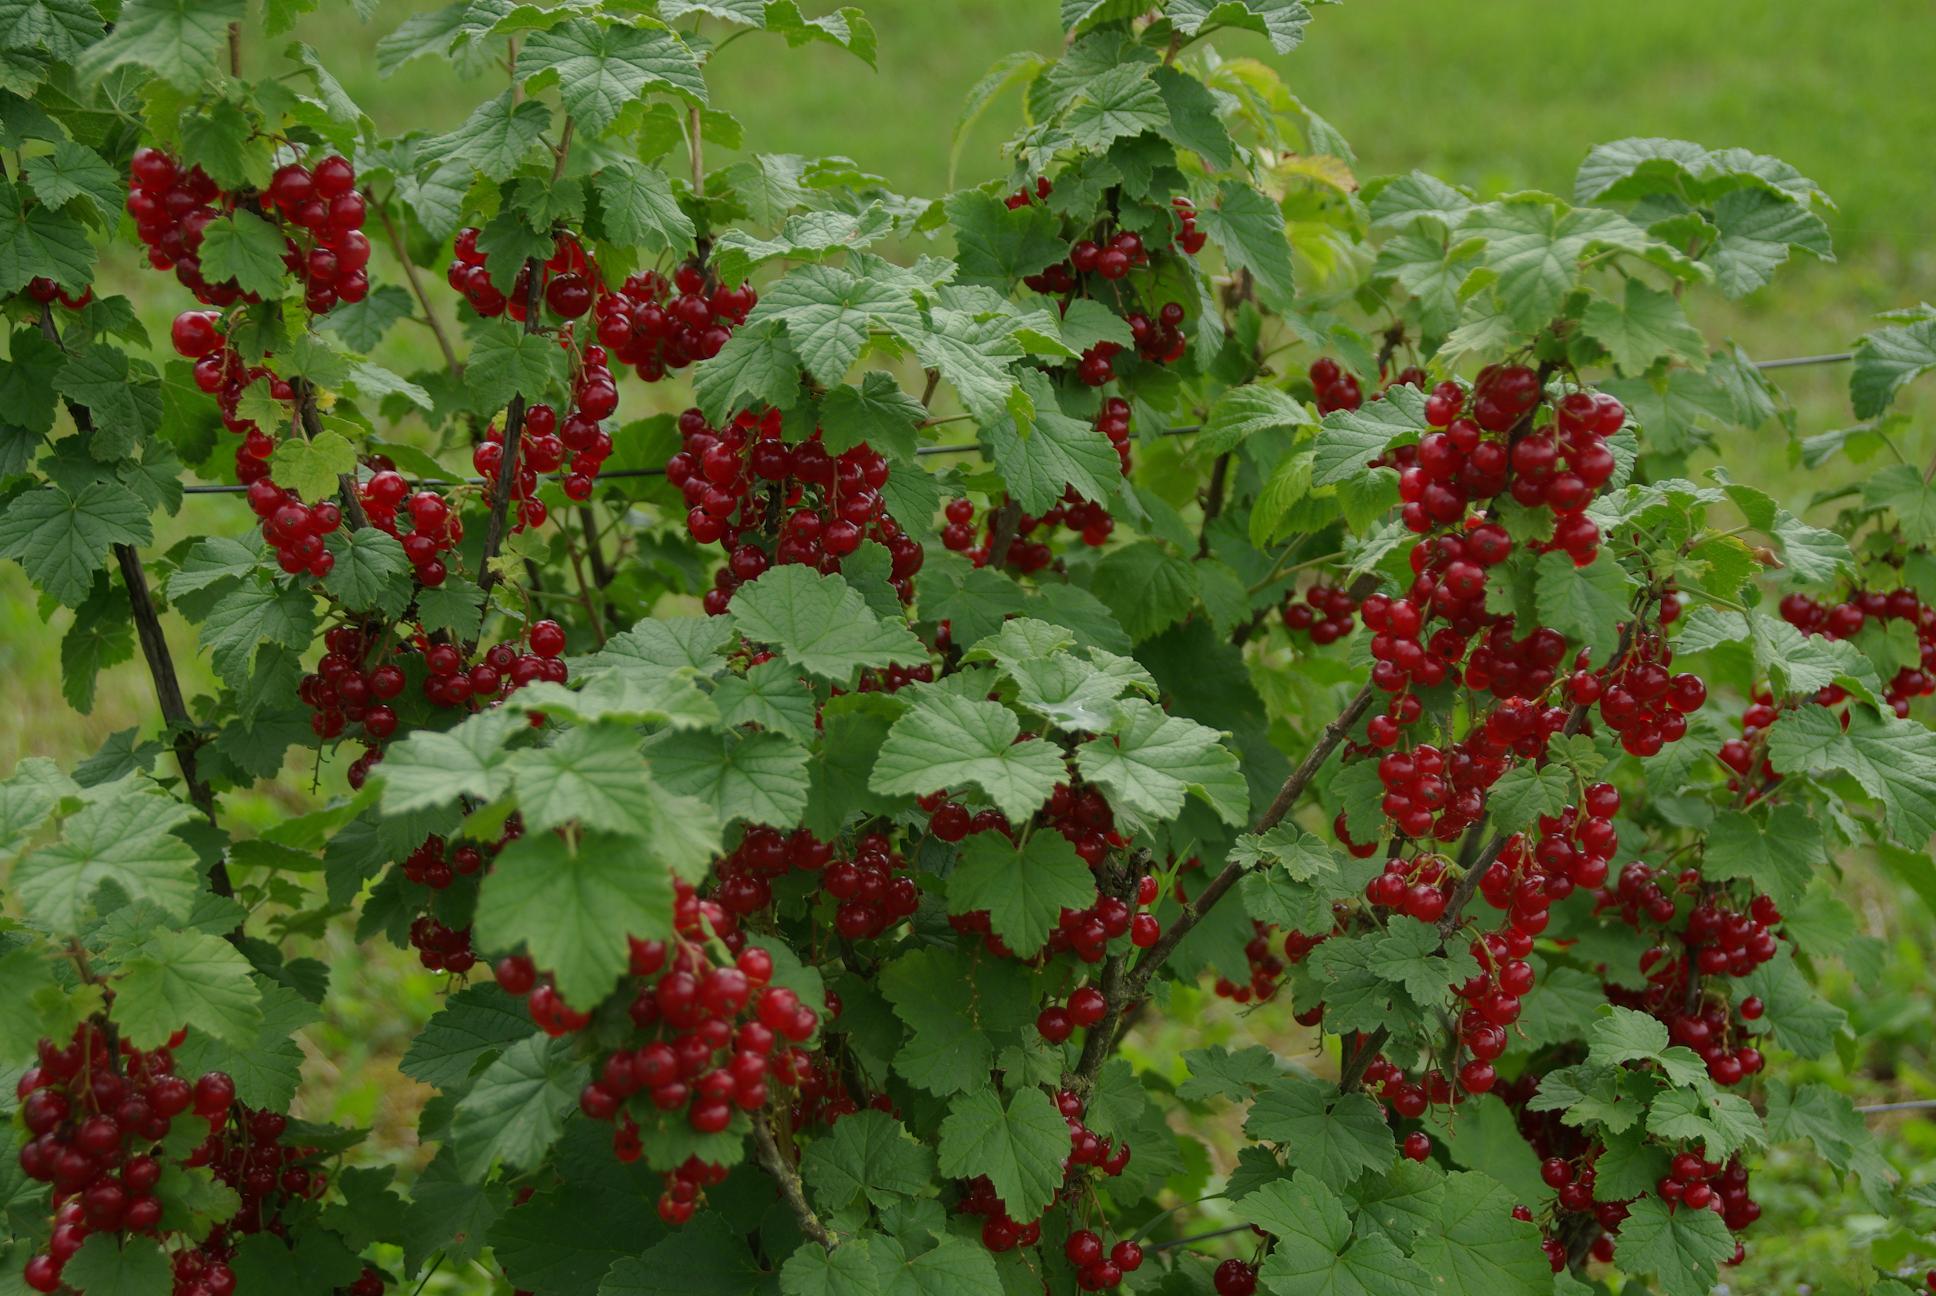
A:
<box><xmin>113</xmin><ymin>928</ymin><xmax>263</xmax><ymax>1049</ymax></box>
<box><xmin>731</xmin><ymin>564</ymin><xmax>927</xmax><ymax>682</ymax></box>
<box><xmin>870</xmin><ymin>689</ymin><xmax>1066</xmax><ymax>822</ymax></box>
<box><xmin>1613</xmin><ymin>1194</ymin><xmax>1737</xmax><ymax>1296</ymax></box>
<box><xmin>473</xmin><ymin>830</ymin><xmax>675</xmax><ymax>1010</ymax></box>
<box><xmin>449</xmin><ymin>1033</ymin><xmax>588</xmax><ymax>1181</ymax></box>
<box><xmin>945</xmin><ymin>831</ymin><xmax>1096</xmax><ymax>958</ymax></box>
<box><xmin>517</xmin><ymin>20</ymin><xmax>705</xmax><ymax>136</ymax></box>
<box><xmin>936</xmin><ymin>1086</ymin><xmax>1067</xmax><ymax>1221</ymax></box>
<box><xmin>1075</xmin><ymin>699</ymin><xmax>1247</xmax><ymax>830</ymax></box>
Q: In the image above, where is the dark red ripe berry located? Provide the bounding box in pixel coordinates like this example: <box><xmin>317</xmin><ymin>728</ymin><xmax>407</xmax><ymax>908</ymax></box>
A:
<box><xmin>1064</xmin><ymin>1230</ymin><xmax>1103</xmax><ymax>1268</ymax></box>
<box><xmin>171</xmin><ymin>310</ymin><xmax>220</xmax><ymax>358</ymax></box>
<box><xmin>312</xmin><ymin>155</ymin><xmax>356</xmax><ymax>198</ymax></box>
<box><xmin>547</xmin><ymin>273</ymin><xmax>593</xmax><ymax>318</ymax></box>
<box><xmin>1214</xmin><ymin>1260</ymin><xmax>1257</xmax><ymax>1296</ymax></box>
<box><xmin>1402</xmin><ymin>1131</ymin><xmax>1432</xmax><ymax>1162</ymax></box>
<box><xmin>530</xmin><ymin>619</ymin><xmax>566</xmax><ymax>658</ymax></box>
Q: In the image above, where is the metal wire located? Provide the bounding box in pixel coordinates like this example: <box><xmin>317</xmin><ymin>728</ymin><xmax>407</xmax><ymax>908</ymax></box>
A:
<box><xmin>161</xmin><ymin>347</ymin><xmax>1858</xmax><ymax>501</ymax></box>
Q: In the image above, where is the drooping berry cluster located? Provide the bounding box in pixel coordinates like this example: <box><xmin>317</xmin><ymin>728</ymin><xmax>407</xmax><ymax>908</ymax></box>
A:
<box><xmin>130</xmin><ymin>148</ymin><xmax>369</xmax><ymax>311</ymax></box>
<box><xmin>666</xmin><ymin>408</ymin><xmax>918</xmax><ymax>612</ymax></box>
<box><xmin>493</xmin><ymin>880</ymin><xmax>819</xmax><ymax>1224</ymax></box>
<box><xmin>471</xmin><ymin>353</ymin><xmax>620</xmax><ymax>524</ymax></box>
<box><xmin>16</xmin><ymin>1023</ymin><xmax>243</xmax><ymax>1294</ymax></box>
<box><xmin>1568</xmin><ymin>625</ymin><xmax>1706</xmax><ymax>757</ymax></box>
<box><xmin>594</xmin><ymin>265</ymin><xmax>756</xmax><ymax>383</ymax></box>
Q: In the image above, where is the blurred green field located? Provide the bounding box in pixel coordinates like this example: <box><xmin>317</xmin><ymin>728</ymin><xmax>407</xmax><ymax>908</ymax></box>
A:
<box><xmin>5</xmin><ymin>3</ymin><xmax>1934</xmax><ymax>1289</ymax></box>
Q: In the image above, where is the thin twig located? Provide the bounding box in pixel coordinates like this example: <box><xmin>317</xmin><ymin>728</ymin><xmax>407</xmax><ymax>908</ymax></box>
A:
<box><xmin>378</xmin><ymin>203</ymin><xmax>461</xmax><ymax>376</ymax></box>
<box><xmin>1086</xmin><ymin>683</ymin><xmax>1379</xmax><ymax>1067</ymax></box>
<box><xmin>752</xmin><ymin>1112</ymin><xmax>836</xmax><ymax>1249</ymax></box>
<box><xmin>1151</xmin><ymin>1222</ymin><xmax>1254</xmax><ymax>1252</ymax></box>
<box><xmin>1854</xmin><ymin>1098</ymin><xmax>1936</xmax><ymax>1115</ymax></box>
<box><xmin>476</xmin><ymin>119</ymin><xmax>574</xmax><ymax>616</ymax></box>
<box><xmin>293</xmin><ymin>378</ymin><xmax>370</xmax><ymax>530</ymax></box>
<box><xmin>986</xmin><ymin>498</ymin><xmax>1024</xmax><ymax>570</ymax></box>
<box><xmin>1197</xmin><ymin>452</ymin><xmax>1230</xmax><ymax>556</ymax></box>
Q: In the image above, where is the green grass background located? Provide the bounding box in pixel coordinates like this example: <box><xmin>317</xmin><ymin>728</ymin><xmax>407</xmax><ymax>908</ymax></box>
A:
<box><xmin>4</xmin><ymin>1</ymin><xmax>1934</xmax><ymax>1288</ymax></box>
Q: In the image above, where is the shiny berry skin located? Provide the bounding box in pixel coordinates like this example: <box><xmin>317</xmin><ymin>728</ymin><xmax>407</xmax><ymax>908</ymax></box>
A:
<box><xmin>1213</xmin><ymin>1260</ymin><xmax>1257</xmax><ymax>1296</ymax></box>
<box><xmin>1402</xmin><ymin>1131</ymin><xmax>1432</xmax><ymax>1162</ymax></box>
<box><xmin>530</xmin><ymin>619</ymin><xmax>566</xmax><ymax>658</ymax></box>
<box><xmin>1064</xmin><ymin>1230</ymin><xmax>1103</xmax><ymax>1268</ymax></box>
<box><xmin>171</xmin><ymin>310</ymin><xmax>220</xmax><ymax>358</ymax></box>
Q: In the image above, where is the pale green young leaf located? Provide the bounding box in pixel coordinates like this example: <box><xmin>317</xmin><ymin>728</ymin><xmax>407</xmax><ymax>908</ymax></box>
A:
<box><xmin>1198</xmin><ymin>384</ymin><xmax>1313</xmax><ymax>456</ymax></box>
<box><xmin>1062</xmin><ymin>62</ymin><xmax>1166</xmax><ymax>152</ymax></box>
<box><xmin>268</xmin><ymin>428</ymin><xmax>356</xmax><ymax>501</ymax></box>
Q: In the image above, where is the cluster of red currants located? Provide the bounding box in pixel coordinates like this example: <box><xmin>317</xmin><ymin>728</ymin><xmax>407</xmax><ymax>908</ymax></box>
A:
<box><xmin>1368</xmin><ymin>739</ymin><xmax>1496</xmax><ymax>844</ymax></box>
<box><xmin>709</xmin><ymin>824</ymin><xmax>831</xmax><ymax>916</ymax></box>
<box><xmin>368</xmin><ymin>471</ymin><xmax>463</xmax><ymax>586</ymax></box>
<box><xmin>666</xmin><ymin>407</ymin><xmax>918</xmax><ymax>612</ymax></box>
<box><xmin>1569</xmin><ymin>626</ymin><xmax>1706</xmax><ymax>757</ymax></box>
<box><xmin>1781</xmin><ymin>587</ymin><xmax>1936</xmax><ymax>716</ymax></box>
<box><xmin>420</xmin><ymin>620</ymin><xmax>572</xmax><ymax>711</ymax></box>
<box><xmin>23</xmin><ymin>277</ymin><xmax>92</xmax><ymax>309</ymax></box>
<box><xmin>593</xmin><ymin>265</ymin><xmax>756</xmax><ymax>383</ymax></box>
<box><xmin>1212</xmin><ymin>920</ymin><xmax>1292</xmax><ymax>1005</ymax></box>
<box><xmin>1363</xmin><ymin>851</ymin><xmax>1453</xmax><ymax>923</ymax></box>
<box><xmin>813</xmin><ymin>831</ymin><xmax>922</xmax><ymax>941</ymax></box>
<box><xmin>16</xmin><ymin>1023</ymin><xmax>240</xmax><ymax>1294</ymax></box>
<box><xmin>1308</xmin><ymin>357</ymin><xmax>1364</xmax><ymax>415</ymax></box>
<box><xmin>245</xmin><ymin>476</ymin><xmax>344</xmax><ymax>580</ymax></box>
<box><xmin>299</xmin><ymin>625</ymin><xmax>404</xmax><ymax>743</ymax></box>
<box><xmin>1282</xmin><ymin>582</ymin><xmax>1360</xmax><ymax>644</ymax></box>
<box><xmin>130</xmin><ymin>148</ymin><xmax>368</xmax><ymax>312</ymax></box>
<box><xmin>471</xmin><ymin>362</ymin><xmax>618</xmax><ymax>533</ymax></box>
<box><xmin>1483</xmin><ymin>789</ymin><xmax>1622</xmax><ymax>924</ymax></box>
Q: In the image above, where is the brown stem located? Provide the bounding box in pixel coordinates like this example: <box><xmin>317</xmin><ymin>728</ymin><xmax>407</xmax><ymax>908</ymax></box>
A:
<box><xmin>752</xmin><ymin>1112</ymin><xmax>836</xmax><ymax>1249</ymax></box>
<box><xmin>293</xmin><ymin>379</ymin><xmax>369</xmax><ymax>530</ymax></box>
<box><xmin>1197</xmin><ymin>453</ymin><xmax>1230</xmax><ymax>557</ymax></box>
<box><xmin>226</xmin><ymin>22</ymin><xmax>241</xmax><ymax>78</ymax></box>
<box><xmin>35</xmin><ymin>308</ymin><xmax>226</xmax><ymax>885</ymax></box>
<box><xmin>476</xmin><ymin>122</ymin><xmax>575</xmax><ymax>615</ymax></box>
<box><xmin>919</xmin><ymin>367</ymin><xmax>941</xmax><ymax>409</ymax></box>
<box><xmin>564</xmin><ymin>531</ymin><xmax>609</xmax><ymax>647</ymax></box>
<box><xmin>986</xmin><ymin>498</ymin><xmax>1024</xmax><ymax>570</ymax></box>
<box><xmin>1086</xmin><ymin>682</ymin><xmax>1378</xmax><ymax>1066</ymax></box>
<box><xmin>378</xmin><ymin>203</ymin><xmax>462</xmax><ymax>376</ymax></box>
